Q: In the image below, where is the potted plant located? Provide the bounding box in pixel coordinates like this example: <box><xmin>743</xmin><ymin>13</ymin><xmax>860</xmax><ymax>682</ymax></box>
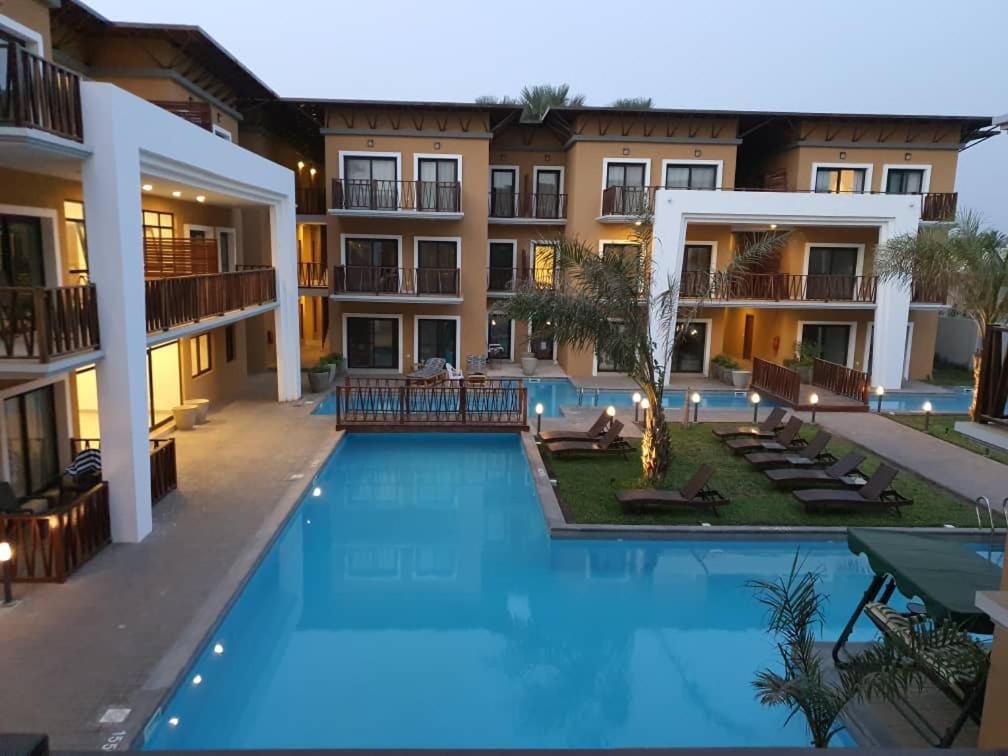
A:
<box><xmin>731</xmin><ymin>366</ymin><xmax>751</xmax><ymax>388</ymax></box>
<box><xmin>783</xmin><ymin>341</ymin><xmax>818</xmax><ymax>383</ymax></box>
<box><xmin>520</xmin><ymin>350</ymin><xmax>538</xmax><ymax>376</ymax></box>
<box><xmin>711</xmin><ymin>354</ymin><xmax>739</xmax><ymax>384</ymax></box>
<box><xmin>307</xmin><ymin>360</ymin><xmax>331</xmax><ymax>393</ymax></box>
<box><xmin>325</xmin><ymin>352</ymin><xmax>345</xmax><ymax>381</ymax></box>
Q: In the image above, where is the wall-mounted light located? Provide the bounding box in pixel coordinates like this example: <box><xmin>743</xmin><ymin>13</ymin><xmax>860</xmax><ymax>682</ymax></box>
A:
<box><xmin>769</xmin><ymin>223</ymin><xmax>778</xmax><ymax>230</ymax></box>
<box><xmin>297</xmin><ymin>160</ymin><xmax>305</xmax><ymax>171</ymax></box>
<box><xmin>622</xmin><ymin>147</ymin><xmax>630</xmax><ymax>156</ymax></box>
<box><xmin>171</xmin><ymin>190</ymin><xmax>182</xmax><ymax>198</ymax></box>
<box><xmin>434</xmin><ymin>142</ymin><xmax>441</xmax><ymax>150</ymax></box>
<box><xmin>367</xmin><ymin>139</ymin><xmax>375</xmax><ymax>148</ymax></box>
<box><xmin>544</xmin><ymin>154</ymin><xmax>551</xmax><ymax>162</ymax></box>
<box><xmin>196</xmin><ymin>195</ymin><xmax>206</xmax><ymax>203</ymax></box>
<box><xmin>142</xmin><ymin>183</ymin><xmax>153</xmax><ymax>192</ymax></box>
<box><xmin>694</xmin><ymin>149</ymin><xmax>702</xmax><ymax>158</ymax></box>
<box><xmin>309</xmin><ymin>167</ymin><xmax>317</xmax><ymax>178</ymax></box>
<box><xmin>904</xmin><ymin>152</ymin><xmax>912</xmax><ymax>161</ymax></box>
<box><xmin>839</xmin><ymin>151</ymin><xmax>847</xmax><ymax>160</ymax></box>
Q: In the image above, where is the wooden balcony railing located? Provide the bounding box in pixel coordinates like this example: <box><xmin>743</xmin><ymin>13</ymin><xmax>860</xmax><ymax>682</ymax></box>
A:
<box><xmin>921</xmin><ymin>192</ymin><xmax>957</xmax><ymax>222</ymax></box>
<box><xmin>0</xmin><ymin>482</ymin><xmax>110</xmax><ymax>583</ymax></box>
<box><xmin>71</xmin><ymin>437</ymin><xmax>178</xmax><ymax>504</ymax></box>
<box><xmin>0</xmin><ymin>40</ymin><xmax>83</xmax><ymax>141</ymax></box>
<box><xmin>812</xmin><ymin>358</ymin><xmax>869</xmax><ymax>404</ymax></box>
<box><xmin>295</xmin><ymin>186</ymin><xmax>326</xmax><ymax>215</ymax></box>
<box><xmin>145</xmin><ymin>268</ymin><xmax>276</xmax><ymax>332</ymax></box>
<box><xmin>601</xmin><ymin>186</ymin><xmax>655</xmax><ymax>216</ymax></box>
<box><xmin>679</xmin><ymin>271</ymin><xmax>877</xmax><ymax>303</ymax></box>
<box><xmin>488</xmin><ymin>192</ymin><xmax>567</xmax><ymax>220</ymax></box>
<box><xmin>149</xmin><ymin>100</ymin><xmax>212</xmax><ymax>131</ymax></box>
<box><xmin>0</xmin><ymin>284</ymin><xmax>100</xmax><ymax>362</ymax></box>
<box><xmin>144</xmin><ymin>237</ymin><xmax>219</xmax><ymax>278</ymax></box>
<box><xmin>332</xmin><ymin>266</ymin><xmax>460</xmax><ymax>296</ymax></box>
<box><xmin>910</xmin><ymin>277</ymin><xmax>951</xmax><ymax>304</ymax></box>
<box><xmin>486</xmin><ymin>267</ymin><xmax>559</xmax><ymax>292</ymax></box>
<box><xmin>298</xmin><ymin>262</ymin><xmax>328</xmax><ymax>288</ymax></box>
<box><xmin>332</xmin><ymin>179</ymin><xmax>461</xmax><ymax>213</ymax></box>
<box><xmin>751</xmin><ymin>357</ymin><xmax>800</xmax><ymax>405</ymax></box>
<box><xmin>332</xmin><ymin>378</ymin><xmax>527</xmax><ymax>430</ymax></box>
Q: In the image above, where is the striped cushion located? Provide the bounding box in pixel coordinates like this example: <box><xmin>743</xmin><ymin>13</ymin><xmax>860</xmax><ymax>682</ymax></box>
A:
<box><xmin>65</xmin><ymin>448</ymin><xmax>102</xmax><ymax>476</ymax></box>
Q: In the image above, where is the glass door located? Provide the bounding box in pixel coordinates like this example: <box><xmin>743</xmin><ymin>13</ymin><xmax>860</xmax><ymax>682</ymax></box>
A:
<box><xmin>345</xmin><ymin>237</ymin><xmax>399</xmax><ymax>292</ymax></box>
<box><xmin>147</xmin><ymin>341</ymin><xmax>181</xmax><ymax>429</ymax></box>
<box><xmin>417</xmin><ymin>318</ymin><xmax>457</xmax><ymax>365</ymax></box>
<box><xmin>5</xmin><ymin>384</ymin><xmax>59</xmax><ymax>498</ymax></box>
<box><xmin>605</xmin><ymin>163</ymin><xmax>646</xmax><ymax>215</ymax></box>
<box><xmin>681</xmin><ymin>244</ymin><xmax>713</xmax><ymax>296</ymax></box>
<box><xmin>801</xmin><ymin>323</ymin><xmax>851</xmax><ymax>366</ymax></box>
<box><xmin>488</xmin><ymin>242</ymin><xmax>515</xmax><ymax>291</ymax></box>
<box><xmin>670</xmin><ymin>322</ymin><xmax>707</xmax><ymax>373</ymax></box>
<box><xmin>532</xmin><ymin>243</ymin><xmax>556</xmax><ymax>288</ymax></box>
<box><xmin>531</xmin><ymin>321</ymin><xmax>554</xmax><ymax>360</ymax></box>
<box><xmin>417</xmin><ymin>158</ymin><xmax>458</xmax><ymax>211</ymax></box>
<box><xmin>487</xmin><ymin>317</ymin><xmax>512</xmax><ymax>361</ymax></box>
<box><xmin>807</xmin><ymin>246</ymin><xmax>858</xmax><ymax>300</ymax></box>
<box><xmin>346</xmin><ymin>317</ymin><xmax>399</xmax><ymax>369</ymax></box>
<box><xmin>344</xmin><ymin>156</ymin><xmax>397</xmax><ymax>209</ymax></box>
<box><xmin>0</xmin><ymin>215</ymin><xmax>45</xmax><ymax>286</ymax></box>
<box><xmin>415</xmin><ymin>240</ymin><xmax>457</xmax><ymax>294</ymax></box>
<box><xmin>490</xmin><ymin>169</ymin><xmax>516</xmax><ymax>217</ymax></box>
<box><xmin>535</xmin><ymin>169</ymin><xmax>561</xmax><ymax>219</ymax></box>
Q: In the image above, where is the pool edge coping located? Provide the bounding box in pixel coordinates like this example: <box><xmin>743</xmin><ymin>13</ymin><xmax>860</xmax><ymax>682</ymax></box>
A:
<box><xmin>127</xmin><ymin>430</ymin><xmax>349</xmax><ymax>750</ymax></box>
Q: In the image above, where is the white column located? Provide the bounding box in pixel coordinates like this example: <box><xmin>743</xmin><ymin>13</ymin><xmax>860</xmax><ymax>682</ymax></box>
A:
<box><xmin>80</xmin><ymin>83</ymin><xmax>153</xmax><ymax>543</ymax></box>
<box><xmin>871</xmin><ymin>220</ymin><xmax>913</xmax><ymax>390</ymax></box>
<box><xmin>270</xmin><ymin>192</ymin><xmax>301</xmax><ymax>401</ymax></box>
<box><xmin>650</xmin><ymin>189</ymin><xmax>689</xmax><ymax>385</ymax></box>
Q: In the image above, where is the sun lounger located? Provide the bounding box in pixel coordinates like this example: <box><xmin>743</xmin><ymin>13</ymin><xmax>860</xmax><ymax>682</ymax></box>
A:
<box><xmin>406</xmin><ymin>357</ymin><xmax>446</xmax><ymax>384</ymax></box>
<box><xmin>545</xmin><ymin>420</ymin><xmax>630</xmax><ymax>458</ymax></box>
<box><xmin>725</xmin><ymin>416</ymin><xmax>805</xmax><ymax>456</ymax></box>
<box><xmin>764</xmin><ymin>451</ymin><xmax>867</xmax><ymax>489</ymax></box>
<box><xmin>793</xmin><ymin>463</ymin><xmax>912</xmax><ymax>515</ymax></box>
<box><xmin>537</xmin><ymin>411</ymin><xmax>611</xmax><ymax>443</ymax></box>
<box><xmin>745</xmin><ymin>430</ymin><xmax>833</xmax><ymax>470</ymax></box>
<box><xmin>711</xmin><ymin>407</ymin><xmax>787</xmax><ymax>439</ymax></box>
<box><xmin>616</xmin><ymin>464</ymin><xmax>729</xmax><ymax>516</ymax></box>
<box><xmin>0</xmin><ymin>481</ymin><xmax>48</xmax><ymax>514</ymax></box>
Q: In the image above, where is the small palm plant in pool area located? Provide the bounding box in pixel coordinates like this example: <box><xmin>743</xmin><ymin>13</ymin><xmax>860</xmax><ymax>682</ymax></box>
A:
<box><xmin>499</xmin><ymin>218</ymin><xmax>789</xmax><ymax>484</ymax></box>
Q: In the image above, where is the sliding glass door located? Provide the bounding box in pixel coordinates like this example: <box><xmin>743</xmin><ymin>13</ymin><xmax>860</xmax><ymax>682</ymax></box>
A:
<box><xmin>0</xmin><ymin>214</ymin><xmax>45</xmax><ymax>286</ymax></box>
<box><xmin>416</xmin><ymin>318</ymin><xmax>457</xmax><ymax>365</ymax></box>
<box><xmin>5</xmin><ymin>384</ymin><xmax>59</xmax><ymax>497</ymax></box>
<box><xmin>347</xmin><ymin>317</ymin><xmax>399</xmax><ymax>369</ymax></box>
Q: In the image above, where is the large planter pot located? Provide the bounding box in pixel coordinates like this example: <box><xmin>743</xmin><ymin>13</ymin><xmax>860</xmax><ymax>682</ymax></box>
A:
<box><xmin>520</xmin><ymin>355</ymin><xmax>538</xmax><ymax>376</ymax></box>
<box><xmin>188</xmin><ymin>398</ymin><xmax>210</xmax><ymax>423</ymax></box>
<box><xmin>731</xmin><ymin>369</ymin><xmax>752</xmax><ymax>389</ymax></box>
<box><xmin>172</xmin><ymin>405</ymin><xmax>198</xmax><ymax>431</ymax></box>
<box><xmin>307</xmin><ymin>370</ymin><xmax>331</xmax><ymax>393</ymax></box>
<box><xmin>722</xmin><ymin>367</ymin><xmax>736</xmax><ymax>385</ymax></box>
<box><xmin>795</xmin><ymin>365</ymin><xmax>813</xmax><ymax>383</ymax></box>
<box><xmin>331</xmin><ymin>361</ymin><xmax>346</xmax><ymax>380</ymax></box>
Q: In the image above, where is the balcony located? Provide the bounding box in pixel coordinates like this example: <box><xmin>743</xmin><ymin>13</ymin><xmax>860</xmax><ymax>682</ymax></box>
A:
<box><xmin>330</xmin><ymin>179</ymin><xmax>463</xmax><ymax>219</ymax></box>
<box><xmin>296</xmin><ymin>186</ymin><xmax>326</xmax><ymax>216</ymax></box>
<box><xmin>0</xmin><ymin>284</ymin><xmax>100</xmax><ymax>365</ymax></box>
<box><xmin>921</xmin><ymin>192</ymin><xmax>957</xmax><ymax>222</ymax></box>
<box><xmin>145</xmin><ymin>268</ymin><xmax>277</xmax><ymax>333</ymax></box>
<box><xmin>298</xmin><ymin>261</ymin><xmax>328</xmax><ymax>289</ymax></box>
<box><xmin>0</xmin><ymin>39</ymin><xmax>83</xmax><ymax>142</ymax></box>
<box><xmin>332</xmin><ymin>266</ymin><xmax>461</xmax><ymax>302</ymax></box>
<box><xmin>910</xmin><ymin>277</ymin><xmax>953</xmax><ymax>307</ymax></box>
<box><xmin>144</xmin><ymin>237</ymin><xmax>219</xmax><ymax>277</ymax></box>
<box><xmin>600</xmin><ymin>186</ymin><xmax>655</xmax><ymax>220</ymax></box>
<box><xmin>679</xmin><ymin>271</ymin><xmax>877</xmax><ymax>305</ymax></box>
<box><xmin>486</xmin><ymin>267</ymin><xmax>558</xmax><ymax>295</ymax></box>
<box><xmin>149</xmin><ymin>100</ymin><xmax>212</xmax><ymax>131</ymax></box>
<box><xmin>488</xmin><ymin>192</ymin><xmax>567</xmax><ymax>224</ymax></box>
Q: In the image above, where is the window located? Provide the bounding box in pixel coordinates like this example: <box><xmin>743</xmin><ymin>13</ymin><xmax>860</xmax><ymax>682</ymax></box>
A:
<box><xmin>605</xmin><ymin>162</ymin><xmax>647</xmax><ymax>215</ymax></box>
<box><xmin>416</xmin><ymin>318</ymin><xmax>457</xmax><ymax>365</ymax></box>
<box><xmin>190</xmin><ymin>332</ymin><xmax>212</xmax><ymax>377</ymax></box>
<box><xmin>680</xmin><ymin>244</ymin><xmax>713</xmax><ymax>296</ymax></box>
<box><xmin>490</xmin><ymin>168</ymin><xmax>517</xmax><ymax>217</ymax></box>
<box><xmin>225</xmin><ymin>325</ymin><xmax>236</xmax><ymax>362</ymax></box>
<box><xmin>806</xmin><ymin>246</ymin><xmax>859</xmax><ymax>299</ymax></box>
<box><xmin>597</xmin><ymin>322</ymin><xmax>629</xmax><ymax>373</ymax></box>
<box><xmin>64</xmin><ymin>200</ymin><xmax>88</xmax><ymax>277</ymax></box>
<box><xmin>143</xmin><ymin>210</ymin><xmax>174</xmax><ymax>239</ymax></box>
<box><xmin>532</xmin><ymin>243</ymin><xmax>557</xmax><ymax>288</ymax></box>
<box><xmin>4</xmin><ymin>385</ymin><xmax>58</xmax><ymax>498</ymax></box>
<box><xmin>346</xmin><ymin>317</ymin><xmax>399</xmax><ymax>369</ymax></box>
<box><xmin>415</xmin><ymin>239</ymin><xmax>458</xmax><ymax>294</ymax></box>
<box><xmin>602</xmin><ymin>242</ymin><xmax>643</xmax><ymax>291</ymax></box>
<box><xmin>488</xmin><ymin>242</ymin><xmax>516</xmax><ymax>291</ymax></box>
<box><xmin>885</xmin><ymin>169</ymin><xmax>925</xmax><ymax>194</ymax></box>
<box><xmin>814</xmin><ymin>167</ymin><xmax>866</xmax><ymax>194</ymax></box>
<box><xmin>343</xmin><ymin>237</ymin><xmax>399</xmax><ymax>292</ymax></box>
<box><xmin>670</xmin><ymin>322</ymin><xmax>707</xmax><ymax>373</ymax></box>
<box><xmin>147</xmin><ymin>341</ymin><xmax>181</xmax><ymax>429</ymax></box>
<box><xmin>800</xmin><ymin>323</ymin><xmax>851</xmax><ymax>366</ymax></box>
<box><xmin>664</xmin><ymin>164</ymin><xmax>717</xmax><ymax>190</ymax></box>
<box><xmin>343</xmin><ymin>155</ymin><xmax>397</xmax><ymax>209</ymax></box>
<box><xmin>212</xmin><ymin>124</ymin><xmax>233</xmax><ymax>141</ymax></box>
<box><xmin>417</xmin><ymin>158</ymin><xmax>459</xmax><ymax>211</ymax></box>
<box><xmin>535</xmin><ymin>169</ymin><xmax>562</xmax><ymax>218</ymax></box>
<box><xmin>488</xmin><ymin>317</ymin><xmax>512</xmax><ymax>360</ymax></box>
<box><xmin>0</xmin><ymin>214</ymin><xmax>44</xmax><ymax>287</ymax></box>
<box><xmin>606</xmin><ymin>162</ymin><xmax>646</xmax><ymax>189</ymax></box>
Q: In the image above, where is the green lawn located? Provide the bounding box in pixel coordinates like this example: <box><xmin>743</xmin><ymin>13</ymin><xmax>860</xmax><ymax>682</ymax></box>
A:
<box><xmin>886</xmin><ymin>413</ymin><xmax>1008</xmax><ymax>466</ymax></box>
<box><xmin>925</xmin><ymin>363</ymin><xmax>973</xmax><ymax>387</ymax></box>
<box><xmin>546</xmin><ymin>423</ymin><xmax>979</xmax><ymax>527</ymax></box>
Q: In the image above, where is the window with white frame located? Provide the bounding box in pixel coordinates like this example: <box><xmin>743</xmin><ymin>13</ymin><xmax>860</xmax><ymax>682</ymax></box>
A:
<box><xmin>190</xmin><ymin>332</ymin><xmax>213</xmax><ymax>378</ymax></box>
<box><xmin>885</xmin><ymin>169</ymin><xmax>925</xmax><ymax>194</ymax></box>
<box><xmin>343</xmin><ymin>155</ymin><xmax>398</xmax><ymax>209</ymax></box>
<box><xmin>664</xmin><ymin>163</ymin><xmax>717</xmax><ymax>190</ymax></box>
<box><xmin>814</xmin><ymin>167</ymin><xmax>867</xmax><ymax>194</ymax></box>
<box><xmin>416</xmin><ymin>157</ymin><xmax>459</xmax><ymax>211</ymax></box>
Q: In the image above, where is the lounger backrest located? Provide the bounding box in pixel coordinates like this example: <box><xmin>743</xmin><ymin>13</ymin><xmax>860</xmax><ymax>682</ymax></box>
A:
<box><xmin>0</xmin><ymin>481</ymin><xmax>18</xmax><ymax>513</ymax></box>
<box><xmin>826</xmin><ymin>452</ymin><xmax>867</xmax><ymax>478</ymax></box>
<box><xmin>759</xmin><ymin>407</ymin><xmax>787</xmax><ymax>431</ymax></box>
<box><xmin>586</xmin><ymin>411</ymin><xmax>610</xmax><ymax>437</ymax></box>
<box><xmin>775</xmin><ymin>416</ymin><xmax>804</xmax><ymax>445</ymax></box>
<box><xmin>425</xmin><ymin>357</ymin><xmax>446</xmax><ymax>370</ymax></box>
<box><xmin>598</xmin><ymin>420</ymin><xmax>624</xmax><ymax>449</ymax></box>
<box><xmin>680</xmin><ymin>464</ymin><xmax>715</xmax><ymax>500</ymax></box>
<box><xmin>801</xmin><ymin>431</ymin><xmax>832</xmax><ymax>460</ymax></box>
<box><xmin>860</xmin><ymin>464</ymin><xmax>899</xmax><ymax>500</ymax></box>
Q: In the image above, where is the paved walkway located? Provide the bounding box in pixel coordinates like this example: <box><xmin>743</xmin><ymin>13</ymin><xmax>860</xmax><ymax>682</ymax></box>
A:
<box><xmin>0</xmin><ymin>374</ymin><xmax>339</xmax><ymax>750</ymax></box>
<box><xmin>816</xmin><ymin>412</ymin><xmax>1007</xmax><ymax>511</ymax></box>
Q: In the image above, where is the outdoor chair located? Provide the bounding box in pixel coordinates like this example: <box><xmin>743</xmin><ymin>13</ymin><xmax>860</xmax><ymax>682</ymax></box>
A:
<box><xmin>406</xmin><ymin>357</ymin><xmax>446</xmax><ymax>385</ymax></box>
<box><xmin>545</xmin><ymin>420</ymin><xmax>631</xmax><ymax>458</ymax></box>
<box><xmin>792</xmin><ymin>463</ymin><xmax>913</xmax><ymax>515</ymax></box>
<box><xmin>744</xmin><ymin>430</ymin><xmax>834</xmax><ymax>470</ymax></box>
<box><xmin>0</xmin><ymin>481</ymin><xmax>48</xmax><ymax>514</ymax></box>
<box><xmin>616</xmin><ymin>464</ymin><xmax>729</xmax><ymax>516</ymax></box>
<box><xmin>537</xmin><ymin>410</ymin><xmax>611</xmax><ymax>443</ymax></box>
<box><xmin>725</xmin><ymin>416</ymin><xmax>805</xmax><ymax>455</ymax></box>
<box><xmin>764</xmin><ymin>451</ymin><xmax>867</xmax><ymax>489</ymax></box>
<box><xmin>710</xmin><ymin>407</ymin><xmax>787</xmax><ymax>439</ymax></box>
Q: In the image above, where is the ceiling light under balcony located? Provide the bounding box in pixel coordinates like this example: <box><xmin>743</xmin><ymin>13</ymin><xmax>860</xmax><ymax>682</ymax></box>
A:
<box><xmin>171</xmin><ymin>191</ymin><xmax>182</xmax><ymax>198</ymax></box>
<box><xmin>769</xmin><ymin>223</ymin><xmax>778</xmax><ymax>230</ymax></box>
<box><xmin>196</xmin><ymin>195</ymin><xmax>206</xmax><ymax>203</ymax></box>
<box><xmin>142</xmin><ymin>184</ymin><xmax>153</xmax><ymax>191</ymax></box>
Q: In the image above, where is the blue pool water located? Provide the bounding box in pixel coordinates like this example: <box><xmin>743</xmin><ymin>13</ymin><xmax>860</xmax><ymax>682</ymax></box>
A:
<box><xmin>312</xmin><ymin>380</ymin><xmax>973</xmax><ymax>418</ymax></box>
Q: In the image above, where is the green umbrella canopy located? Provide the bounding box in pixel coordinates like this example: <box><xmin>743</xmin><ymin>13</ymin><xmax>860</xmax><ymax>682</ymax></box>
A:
<box><xmin>848</xmin><ymin>528</ymin><xmax>1002</xmax><ymax>632</ymax></box>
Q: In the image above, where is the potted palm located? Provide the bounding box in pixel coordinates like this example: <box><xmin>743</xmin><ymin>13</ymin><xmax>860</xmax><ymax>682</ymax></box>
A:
<box><xmin>520</xmin><ymin>350</ymin><xmax>538</xmax><ymax>376</ymax></box>
<box><xmin>307</xmin><ymin>360</ymin><xmax>331</xmax><ymax>393</ymax></box>
<box><xmin>325</xmin><ymin>352</ymin><xmax>345</xmax><ymax>381</ymax></box>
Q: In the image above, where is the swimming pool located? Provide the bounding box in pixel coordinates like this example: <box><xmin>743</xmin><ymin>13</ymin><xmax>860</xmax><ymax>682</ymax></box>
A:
<box><xmin>141</xmin><ymin>432</ymin><xmax>997</xmax><ymax>749</ymax></box>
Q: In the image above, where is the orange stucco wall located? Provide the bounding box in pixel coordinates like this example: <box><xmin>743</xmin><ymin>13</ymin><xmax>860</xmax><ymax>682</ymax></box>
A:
<box><xmin>0</xmin><ymin>0</ymin><xmax>50</xmax><ymax>56</ymax></box>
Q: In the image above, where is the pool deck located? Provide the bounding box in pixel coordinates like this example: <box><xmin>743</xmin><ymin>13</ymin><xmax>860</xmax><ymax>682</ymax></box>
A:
<box><xmin>0</xmin><ymin>374</ymin><xmax>340</xmax><ymax>751</ymax></box>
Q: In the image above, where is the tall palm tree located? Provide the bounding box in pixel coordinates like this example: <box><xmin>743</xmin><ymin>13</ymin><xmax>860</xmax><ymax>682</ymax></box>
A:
<box><xmin>519</xmin><ymin>83</ymin><xmax>585</xmax><ymax>122</ymax></box>
<box><xmin>475</xmin><ymin>94</ymin><xmax>519</xmax><ymax>105</ymax></box>
<box><xmin>611</xmin><ymin>97</ymin><xmax>653</xmax><ymax>109</ymax></box>
<box><xmin>498</xmin><ymin>219</ymin><xmax>787</xmax><ymax>483</ymax></box>
<box><xmin>874</xmin><ymin>210</ymin><xmax>1008</xmax><ymax>418</ymax></box>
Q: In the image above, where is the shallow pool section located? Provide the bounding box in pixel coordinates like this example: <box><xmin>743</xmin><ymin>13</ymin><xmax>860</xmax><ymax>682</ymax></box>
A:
<box><xmin>143</xmin><ymin>433</ymin><xmax>965</xmax><ymax>749</ymax></box>
<box><xmin>880</xmin><ymin>388</ymin><xmax>973</xmax><ymax>413</ymax></box>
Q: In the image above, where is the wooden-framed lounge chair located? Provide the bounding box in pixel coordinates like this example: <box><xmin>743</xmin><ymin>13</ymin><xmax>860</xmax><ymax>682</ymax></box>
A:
<box><xmin>711</xmin><ymin>407</ymin><xmax>787</xmax><ymax>440</ymax></box>
<box><xmin>406</xmin><ymin>357</ymin><xmax>446</xmax><ymax>385</ymax></box>
<box><xmin>745</xmin><ymin>430</ymin><xmax>833</xmax><ymax>470</ymax></box>
<box><xmin>616</xmin><ymin>464</ymin><xmax>729</xmax><ymax>516</ymax></box>
<box><xmin>0</xmin><ymin>481</ymin><xmax>48</xmax><ymax>514</ymax></box>
<box><xmin>545</xmin><ymin>420</ymin><xmax>630</xmax><ymax>458</ymax></box>
<box><xmin>764</xmin><ymin>451</ymin><xmax>867</xmax><ymax>490</ymax></box>
<box><xmin>537</xmin><ymin>410</ymin><xmax>611</xmax><ymax>443</ymax></box>
<box><xmin>724</xmin><ymin>416</ymin><xmax>805</xmax><ymax>456</ymax></box>
<box><xmin>793</xmin><ymin>463</ymin><xmax>912</xmax><ymax>515</ymax></box>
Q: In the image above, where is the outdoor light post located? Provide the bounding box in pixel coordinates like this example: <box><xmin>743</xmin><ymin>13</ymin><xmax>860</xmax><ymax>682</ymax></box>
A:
<box><xmin>809</xmin><ymin>393</ymin><xmax>819</xmax><ymax>424</ymax></box>
<box><xmin>750</xmin><ymin>392</ymin><xmax>761</xmax><ymax>423</ymax></box>
<box><xmin>875</xmin><ymin>385</ymin><xmax>885</xmax><ymax>413</ymax></box>
<box><xmin>923</xmin><ymin>400</ymin><xmax>933</xmax><ymax>431</ymax></box>
<box><xmin>632</xmin><ymin>392</ymin><xmax>641</xmax><ymax>423</ymax></box>
<box><xmin>0</xmin><ymin>541</ymin><xmax>13</xmax><ymax>606</ymax></box>
<box><xmin>534</xmin><ymin>403</ymin><xmax>544</xmax><ymax>435</ymax></box>
<box><xmin>691</xmin><ymin>392</ymin><xmax>701</xmax><ymax>423</ymax></box>
<box><xmin>639</xmin><ymin>397</ymin><xmax>650</xmax><ymax>426</ymax></box>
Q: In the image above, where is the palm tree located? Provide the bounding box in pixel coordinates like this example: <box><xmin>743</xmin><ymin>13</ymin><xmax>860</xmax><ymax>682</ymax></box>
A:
<box><xmin>498</xmin><ymin>219</ymin><xmax>787</xmax><ymax>483</ymax></box>
<box><xmin>475</xmin><ymin>94</ymin><xmax>519</xmax><ymax>105</ymax></box>
<box><xmin>874</xmin><ymin>210</ymin><xmax>1008</xmax><ymax>418</ymax></box>
<box><xmin>518</xmin><ymin>83</ymin><xmax>585</xmax><ymax>122</ymax></box>
<box><xmin>611</xmin><ymin>97</ymin><xmax>653</xmax><ymax>109</ymax></box>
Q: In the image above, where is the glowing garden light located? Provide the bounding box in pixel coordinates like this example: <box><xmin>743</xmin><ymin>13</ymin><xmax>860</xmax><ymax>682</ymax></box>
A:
<box><xmin>750</xmin><ymin>392</ymin><xmax>761</xmax><ymax>423</ymax></box>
